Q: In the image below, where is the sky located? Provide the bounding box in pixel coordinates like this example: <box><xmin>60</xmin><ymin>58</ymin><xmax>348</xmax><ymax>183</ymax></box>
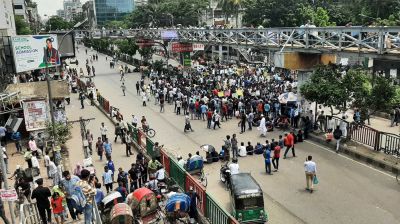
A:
<box><xmin>35</xmin><ymin>0</ymin><xmax>89</xmax><ymax>17</ymax></box>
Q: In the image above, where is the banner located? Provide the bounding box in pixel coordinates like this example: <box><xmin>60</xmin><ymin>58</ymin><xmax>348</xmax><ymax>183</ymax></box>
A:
<box><xmin>0</xmin><ymin>189</ymin><xmax>18</xmax><ymax>201</ymax></box>
<box><xmin>23</xmin><ymin>100</ymin><xmax>48</xmax><ymax>131</ymax></box>
<box><xmin>192</xmin><ymin>43</ymin><xmax>205</xmax><ymax>51</ymax></box>
<box><xmin>12</xmin><ymin>35</ymin><xmax>60</xmax><ymax>73</ymax></box>
<box><xmin>183</xmin><ymin>52</ymin><xmax>191</xmax><ymax>67</ymax></box>
<box><xmin>172</xmin><ymin>42</ymin><xmax>193</xmax><ymax>53</ymax></box>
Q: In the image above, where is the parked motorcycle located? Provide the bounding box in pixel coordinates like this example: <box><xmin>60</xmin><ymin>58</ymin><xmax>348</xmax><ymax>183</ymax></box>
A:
<box><xmin>220</xmin><ymin>162</ymin><xmax>231</xmax><ymax>190</ymax></box>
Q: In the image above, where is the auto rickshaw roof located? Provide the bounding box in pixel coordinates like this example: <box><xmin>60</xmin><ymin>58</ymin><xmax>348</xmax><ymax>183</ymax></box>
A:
<box><xmin>230</xmin><ymin>173</ymin><xmax>262</xmax><ymax>197</ymax></box>
<box><xmin>133</xmin><ymin>187</ymin><xmax>154</xmax><ymax>201</ymax></box>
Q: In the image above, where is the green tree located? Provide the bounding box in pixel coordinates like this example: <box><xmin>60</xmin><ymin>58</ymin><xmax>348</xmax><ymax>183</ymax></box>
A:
<box><xmin>300</xmin><ymin>65</ymin><xmax>368</xmax><ymax>115</ymax></box>
<box><xmin>115</xmin><ymin>39</ymin><xmax>138</xmax><ymax>56</ymax></box>
<box><xmin>46</xmin><ymin>16</ymin><xmax>72</xmax><ymax>31</ymax></box>
<box><xmin>15</xmin><ymin>16</ymin><xmax>32</xmax><ymax>35</ymax></box>
<box><xmin>105</xmin><ymin>20</ymin><xmax>129</xmax><ymax>29</ymax></box>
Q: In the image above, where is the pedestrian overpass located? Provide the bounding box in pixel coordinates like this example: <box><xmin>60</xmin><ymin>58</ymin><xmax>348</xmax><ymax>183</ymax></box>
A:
<box><xmin>79</xmin><ymin>27</ymin><xmax>400</xmax><ymax>59</ymax></box>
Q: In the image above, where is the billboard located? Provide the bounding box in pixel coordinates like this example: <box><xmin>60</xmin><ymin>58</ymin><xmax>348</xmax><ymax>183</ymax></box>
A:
<box><xmin>23</xmin><ymin>100</ymin><xmax>48</xmax><ymax>131</ymax></box>
<box><xmin>11</xmin><ymin>35</ymin><xmax>61</xmax><ymax>73</ymax></box>
<box><xmin>161</xmin><ymin>30</ymin><xmax>178</xmax><ymax>40</ymax></box>
<box><xmin>171</xmin><ymin>42</ymin><xmax>193</xmax><ymax>53</ymax></box>
<box><xmin>192</xmin><ymin>43</ymin><xmax>205</xmax><ymax>51</ymax></box>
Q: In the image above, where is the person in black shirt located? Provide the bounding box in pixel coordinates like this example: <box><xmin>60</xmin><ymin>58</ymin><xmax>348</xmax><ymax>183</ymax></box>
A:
<box><xmin>246</xmin><ymin>142</ymin><xmax>254</xmax><ymax>155</ymax></box>
<box><xmin>31</xmin><ymin>178</ymin><xmax>52</xmax><ymax>224</ymax></box>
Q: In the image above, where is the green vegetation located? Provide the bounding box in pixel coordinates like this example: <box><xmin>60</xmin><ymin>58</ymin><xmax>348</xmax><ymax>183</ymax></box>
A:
<box><xmin>15</xmin><ymin>16</ymin><xmax>32</xmax><ymax>35</ymax></box>
<box><xmin>301</xmin><ymin>65</ymin><xmax>398</xmax><ymax>121</ymax></box>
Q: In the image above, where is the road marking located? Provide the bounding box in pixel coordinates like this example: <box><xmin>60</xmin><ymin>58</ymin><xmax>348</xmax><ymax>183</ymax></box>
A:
<box><xmin>305</xmin><ymin>140</ymin><xmax>396</xmax><ymax>179</ymax></box>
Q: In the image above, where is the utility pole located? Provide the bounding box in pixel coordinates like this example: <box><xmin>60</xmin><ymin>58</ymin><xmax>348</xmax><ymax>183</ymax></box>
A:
<box><xmin>68</xmin><ymin>117</ymin><xmax>95</xmax><ymax>159</ymax></box>
<box><xmin>0</xmin><ymin>147</ymin><xmax>16</xmax><ymax>224</ymax></box>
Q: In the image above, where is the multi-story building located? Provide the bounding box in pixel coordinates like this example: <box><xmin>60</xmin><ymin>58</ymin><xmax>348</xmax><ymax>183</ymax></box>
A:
<box><xmin>57</xmin><ymin>9</ymin><xmax>65</xmax><ymax>18</ymax></box>
<box><xmin>82</xmin><ymin>0</ymin><xmax>96</xmax><ymax>29</ymax></box>
<box><xmin>94</xmin><ymin>0</ymin><xmax>134</xmax><ymax>26</ymax></box>
<box><xmin>199</xmin><ymin>0</ymin><xmax>244</xmax><ymax>28</ymax></box>
<box><xmin>63</xmin><ymin>0</ymin><xmax>82</xmax><ymax>22</ymax></box>
<box><xmin>13</xmin><ymin>0</ymin><xmax>29</xmax><ymax>21</ymax></box>
<box><xmin>0</xmin><ymin>0</ymin><xmax>16</xmax><ymax>36</ymax></box>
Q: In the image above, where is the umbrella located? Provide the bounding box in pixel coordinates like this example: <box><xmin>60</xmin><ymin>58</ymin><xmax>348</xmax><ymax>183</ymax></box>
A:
<box><xmin>200</xmin><ymin>144</ymin><xmax>215</xmax><ymax>153</ymax></box>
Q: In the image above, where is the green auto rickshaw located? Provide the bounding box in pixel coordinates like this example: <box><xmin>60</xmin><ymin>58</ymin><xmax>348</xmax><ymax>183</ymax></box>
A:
<box><xmin>229</xmin><ymin>173</ymin><xmax>268</xmax><ymax>223</ymax></box>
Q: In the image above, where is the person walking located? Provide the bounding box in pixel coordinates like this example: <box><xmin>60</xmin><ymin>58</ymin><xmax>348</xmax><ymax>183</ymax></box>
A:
<box><xmin>304</xmin><ymin>155</ymin><xmax>317</xmax><ymax>193</ymax></box>
<box><xmin>100</xmin><ymin>122</ymin><xmax>108</xmax><ymax>142</ymax></box>
<box><xmin>239</xmin><ymin>112</ymin><xmax>246</xmax><ymax>133</ymax></box>
<box><xmin>333</xmin><ymin>126</ymin><xmax>343</xmax><ymax>153</ymax></box>
<box><xmin>258</xmin><ymin>115</ymin><xmax>267</xmax><ymax>137</ymax></box>
<box><xmin>0</xmin><ymin>198</ymin><xmax>10</xmax><ymax>224</ymax></box>
<box><xmin>247</xmin><ymin>111</ymin><xmax>254</xmax><ymax>131</ymax></box>
<box><xmin>283</xmin><ymin>132</ymin><xmax>295</xmax><ymax>159</ymax></box>
<box><xmin>79</xmin><ymin>91</ymin><xmax>85</xmax><ymax>109</ymax></box>
<box><xmin>121</xmin><ymin>83</ymin><xmax>126</xmax><ymax>96</ymax></box>
<box><xmin>231</xmin><ymin>134</ymin><xmax>238</xmax><ymax>158</ymax></box>
<box><xmin>272</xmin><ymin>140</ymin><xmax>281</xmax><ymax>172</ymax></box>
<box><xmin>125</xmin><ymin>132</ymin><xmax>133</xmax><ymax>157</ymax></box>
<box><xmin>263</xmin><ymin>146</ymin><xmax>272</xmax><ymax>175</ymax></box>
<box><xmin>76</xmin><ymin>169</ymin><xmax>96</xmax><ymax>224</ymax></box>
<box><xmin>160</xmin><ymin>96</ymin><xmax>165</xmax><ymax>112</ymax></box>
<box><xmin>31</xmin><ymin>178</ymin><xmax>52</xmax><ymax>224</ymax></box>
<box><xmin>114</xmin><ymin>123</ymin><xmax>122</xmax><ymax>143</ymax></box>
<box><xmin>60</xmin><ymin>171</ymin><xmax>81</xmax><ymax>221</ymax></box>
<box><xmin>95</xmin><ymin>137</ymin><xmax>104</xmax><ymax>161</ymax></box>
<box><xmin>213</xmin><ymin>112</ymin><xmax>221</xmax><ymax>129</ymax></box>
<box><xmin>103</xmin><ymin>138</ymin><xmax>112</xmax><ymax>158</ymax></box>
<box><xmin>186</xmin><ymin>186</ymin><xmax>200</xmax><ymax>222</ymax></box>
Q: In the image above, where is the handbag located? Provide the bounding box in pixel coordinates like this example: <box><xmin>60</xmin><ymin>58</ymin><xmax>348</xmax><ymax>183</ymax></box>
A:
<box><xmin>313</xmin><ymin>175</ymin><xmax>319</xmax><ymax>185</ymax></box>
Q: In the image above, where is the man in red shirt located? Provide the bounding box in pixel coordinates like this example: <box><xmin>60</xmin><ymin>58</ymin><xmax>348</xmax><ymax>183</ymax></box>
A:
<box><xmin>206</xmin><ymin>109</ymin><xmax>213</xmax><ymax>129</ymax></box>
<box><xmin>272</xmin><ymin>141</ymin><xmax>281</xmax><ymax>171</ymax></box>
<box><xmin>283</xmin><ymin>132</ymin><xmax>296</xmax><ymax>159</ymax></box>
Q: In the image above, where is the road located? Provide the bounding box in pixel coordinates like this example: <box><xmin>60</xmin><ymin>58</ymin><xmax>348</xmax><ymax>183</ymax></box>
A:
<box><xmin>67</xmin><ymin>45</ymin><xmax>400</xmax><ymax>224</ymax></box>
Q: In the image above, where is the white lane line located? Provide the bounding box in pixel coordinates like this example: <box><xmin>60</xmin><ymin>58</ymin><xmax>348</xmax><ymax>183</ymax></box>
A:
<box><xmin>305</xmin><ymin>140</ymin><xmax>397</xmax><ymax>179</ymax></box>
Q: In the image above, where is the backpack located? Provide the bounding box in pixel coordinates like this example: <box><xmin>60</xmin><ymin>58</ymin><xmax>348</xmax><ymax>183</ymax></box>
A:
<box><xmin>71</xmin><ymin>183</ymin><xmax>87</xmax><ymax>209</ymax></box>
<box><xmin>333</xmin><ymin>129</ymin><xmax>342</xmax><ymax>140</ymax></box>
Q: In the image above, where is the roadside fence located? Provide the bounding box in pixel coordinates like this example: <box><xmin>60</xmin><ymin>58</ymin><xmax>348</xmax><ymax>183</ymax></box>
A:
<box><xmin>324</xmin><ymin>116</ymin><xmax>400</xmax><ymax>156</ymax></box>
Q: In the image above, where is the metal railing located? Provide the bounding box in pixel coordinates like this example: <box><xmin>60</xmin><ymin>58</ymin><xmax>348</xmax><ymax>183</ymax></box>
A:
<box><xmin>77</xmin><ymin>26</ymin><xmax>400</xmax><ymax>56</ymax></box>
<box><xmin>206</xmin><ymin>193</ymin><xmax>232</xmax><ymax>224</ymax></box>
<box><xmin>19</xmin><ymin>203</ymin><xmax>41</xmax><ymax>224</ymax></box>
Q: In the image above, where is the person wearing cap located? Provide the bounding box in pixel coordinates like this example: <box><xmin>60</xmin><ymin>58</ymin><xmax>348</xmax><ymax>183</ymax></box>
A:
<box><xmin>31</xmin><ymin>178</ymin><xmax>52</xmax><ymax>224</ymax></box>
<box><xmin>186</xmin><ymin>186</ymin><xmax>200</xmax><ymax>221</ymax></box>
<box><xmin>258</xmin><ymin>114</ymin><xmax>267</xmax><ymax>137</ymax></box>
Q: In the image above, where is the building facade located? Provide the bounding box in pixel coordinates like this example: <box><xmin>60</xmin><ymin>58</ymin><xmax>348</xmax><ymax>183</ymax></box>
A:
<box><xmin>57</xmin><ymin>9</ymin><xmax>65</xmax><ymax>18</ymax></box>
<box><xmin>0</xmin><ymin>0</ymin><xmax>16</xmax><ymax>36</ymax></box>
<box><xmin>27</xmin><ymin>2</ymin><xmax>40</xmax><ymax>34</ymax></box>
<box><xmin>63</xmin><ymin>0</ymin><xmax>82</xmax><ymax>21</ymax></box>
<box><xmin>13</xmin><ymin>0</ymin><xmax>29</xmax><ymax>21</ymax></box>
<box><xmin>94</xmin><ymin>0</ymin><xmax>134</xmax><ymax>26</ymax></box>
<box><xmin>134</xmin><ymin>0</ymin><xmax>147</xmax><ymax>7</ymax></box>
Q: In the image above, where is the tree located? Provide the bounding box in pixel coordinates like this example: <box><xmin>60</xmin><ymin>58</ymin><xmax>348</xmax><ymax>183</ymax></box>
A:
<box><xmin>300</xmin><ymin>65</ymin><xmax>368</xmax><ymax>115</ymax></box>
<box><xmin>46</xmin><ymin>16</ymin><xmax>72</xmax><ymax>31</ymax></box>
<box><xmin>15</xmin><ymin>16</ymin><xmax>32</xmax><ymax>35</ymax></box>
<box><xmin>105</xmin><ymin>20</ymin><xmax>129</xmax><ymax>29</ymax></box>
<box><xmin>115</xmin><ymin>39</ymin><xmax>138</xmax><ymax>56</ymax></box>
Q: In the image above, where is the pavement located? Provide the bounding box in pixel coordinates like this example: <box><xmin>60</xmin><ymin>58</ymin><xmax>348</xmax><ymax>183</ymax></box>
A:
<box><xmin>62</xmin><ymin>45</ymin><xmax>400</xmax><ymax>224</ymax></box>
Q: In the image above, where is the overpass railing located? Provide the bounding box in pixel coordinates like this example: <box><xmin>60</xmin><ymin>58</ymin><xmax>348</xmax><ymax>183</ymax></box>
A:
<box><xmin>79</xmin><ymin>26</ymin><xmax>400</xmax><ymax>55</ymax></box>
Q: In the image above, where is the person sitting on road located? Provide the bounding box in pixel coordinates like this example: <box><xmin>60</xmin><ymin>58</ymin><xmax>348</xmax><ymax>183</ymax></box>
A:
<box><xmin>254</xmin><ymin>142</ymin><xmax>264</xmax><ymax>154</ymax></box>
<box><xmin>228</xmin><ymin>158</ymin><xmax>240</xmax><ymax>175</ymax></box>
<box><xmin>246</xmin><ymin>142</ymin><xmax>254</xmax><ymax>155</ymax></box>
<box><xmin>238</xmin><ymin>142</ymin><xmax>247</xmax><ymax>157</ymax></box>
<box><xmin>177</xmin><ymin>155</ymin><xmax>186</xmax><ymax>167</ymax></box>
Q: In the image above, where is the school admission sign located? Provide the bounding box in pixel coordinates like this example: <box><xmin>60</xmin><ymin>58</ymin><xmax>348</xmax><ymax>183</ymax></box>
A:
<box><xmin>12</xmin><ymin>35</ymin><xmax>60</xmax><ymax>73</ymax></box>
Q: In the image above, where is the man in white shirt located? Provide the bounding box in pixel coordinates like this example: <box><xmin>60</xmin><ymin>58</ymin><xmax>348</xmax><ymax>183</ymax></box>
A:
<box><xmin>238</xmin><ymin>142</ymin><xmax>247</xmax><ymax>157</ymax></box>
<box><xmin>155</xmin><ymin>166</ymin><xmax>165</xmax><ymax>182</ymax></box>
<box><xmin>100</xmin><ymin>122</ymin><xmax>108</xmax><ymax>142</ymax></box>
<box><xmin>228</xmin><ymin>158</ymin><xmax>240</xmax><ymax>175</ymax></box>
<box><xmin>304</xmin><ymin>155</ymin><xmax>317</xmax><ymax>193</ymax></box>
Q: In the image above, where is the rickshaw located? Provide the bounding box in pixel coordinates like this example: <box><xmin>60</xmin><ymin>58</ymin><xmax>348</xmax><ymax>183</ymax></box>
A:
<box><xmin>101</xmin><ymin>191</ymin><xmax>125</xmax><ymax>223</ymax></box>
<box><xmin>127</xmin><ymin>187</ymin><xmax>159</xmax><ymax>223</ymax></box>
<box><xmin>110</xmin><ymin>203</ymin><xmax>134</xmax><ymax>224</ymax></box>
<box><xmin>229</xmin><ymin>173</ymin><xmax>268</xmax><ymax>223</ymax></box>
<box><xmin>185</xmin><ymin>155</ymin><xmax>204</xmax><ymax>175</ymax></box>
<box><xmin>165</xmin><ymin>193</ymin><xmax>191</xmax><ymax>223</ymax></box>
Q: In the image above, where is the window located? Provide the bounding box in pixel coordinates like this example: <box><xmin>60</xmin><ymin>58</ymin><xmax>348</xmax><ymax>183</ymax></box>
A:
<box><xmin>235</xmin><ymin>197</ymin><xmax>263</xmax><ymax>210</ymax></box>
<box><xmin>14</xmin><ymin>5</ymin><xmax>23</xmax><ymax>9</ymax></box>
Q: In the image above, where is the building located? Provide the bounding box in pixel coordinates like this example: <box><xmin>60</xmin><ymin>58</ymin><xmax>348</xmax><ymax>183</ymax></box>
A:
<box><xmin>94</xmin><ymin>0</ymin><xmax>134</xmax><ymax>26</ymax></box>
<box><xmin>57</xmin><ymin>9</ymin><xmax>65</xmax><ymax>18</ymax></box>
<box><xmin>63</xmin><ymin>0</ymin><xmax>82</xmax><ymax>22</ymax></box>
<box><xmin>134</xmin><ymin>0</ymin><xmax>147</xmax><ymax>7</ymax></box>
<box><xmin>199</xmin><ymin>0</ymin><xmax>244</xmax><ymax>28</ymax></box>
<box><xmin>0</xmin><ymin>0</ymin><xmax>16</xmax><ymax>36</ymax></box>
<box><xmin>82</xmin><ymin>0</ymin><xmax>96</xmax><ymax>29</ymax></box>
<box><xmin>13</xmin><ymin>0</ymin><xmax>29</xmax><ymax>21</ymax></box>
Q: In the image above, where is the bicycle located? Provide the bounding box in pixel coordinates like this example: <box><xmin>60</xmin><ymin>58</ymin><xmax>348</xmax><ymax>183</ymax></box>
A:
<box><xmin>142</xmin><ymin>126</ymin><xmax>156</xmax><ymax>138</ymax></box>
<box><xmin>199</xmin><ymin>169</ymin><xmax>208</xmax><ymax>187</ymax></box>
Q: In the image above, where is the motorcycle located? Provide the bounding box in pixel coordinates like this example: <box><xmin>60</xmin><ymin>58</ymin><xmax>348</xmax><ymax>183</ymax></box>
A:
<box><xmin>220</xmin><ymin>162</ymin><xmax>231</xmax><ymax>190</ymax></box>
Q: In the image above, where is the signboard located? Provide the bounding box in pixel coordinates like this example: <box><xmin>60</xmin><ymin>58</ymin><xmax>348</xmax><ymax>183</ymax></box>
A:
<box><xmin>172</xmin><ymin>42</ymin><xmax>193</xmax><ymax>53</ymax></box>
<box><xmin>183</xmin><ymin>52</ymin><xmax>191</xmax><ymax>67</ymax></box>
<box><xmin>192</xmin><ymin>43</ymin><xmax>205</xmax><ymax>51</ymax></box>
<box><xmin>23</xmin><ymin>100</ymin><xmax>48</xmax><ymax>131</ymax></box>
<box><xmin>137</xmin><ymin>39</ymin><xmax>155</xmax><ymax>48</ymax></box>
<box><xmin>12</xmin><ymin>35</ymin><xmax>61</xmax><ymax>73</ymax></box>
<box><xmin>161</xmin><ymin>30</ymin><xmax>178</xmax><ymax>40</ymax></box>
<box><xmin>0</xmin><ymin>189</ymin><xmax>18</xmax><ymax>201</ymax></box>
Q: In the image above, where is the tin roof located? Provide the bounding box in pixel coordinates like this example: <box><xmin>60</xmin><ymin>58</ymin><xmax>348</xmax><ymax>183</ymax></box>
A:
<box><xmin>5</xmin><ymin>80</ymin><xmax>70</xmax><ymax>100</ymax></box>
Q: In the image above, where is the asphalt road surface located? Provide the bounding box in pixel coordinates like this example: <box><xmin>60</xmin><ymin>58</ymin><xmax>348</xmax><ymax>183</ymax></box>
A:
<box><xmin>66</xmin><ymin>45</ymin><xmax>400</xmax><ymax>224</ymax></box>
